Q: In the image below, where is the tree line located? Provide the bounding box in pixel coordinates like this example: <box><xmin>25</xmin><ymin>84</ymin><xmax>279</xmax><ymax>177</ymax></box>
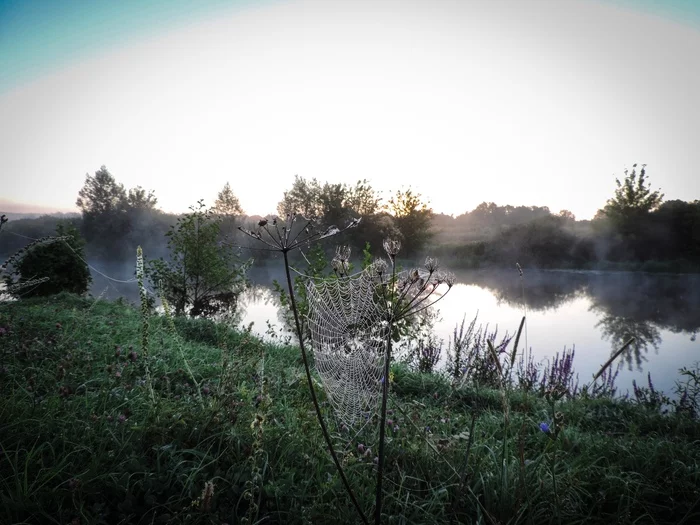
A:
<box><xmin>2</xmin><ymin>163</ymin><xmax>700</xmax><ymax>279</ymax></box>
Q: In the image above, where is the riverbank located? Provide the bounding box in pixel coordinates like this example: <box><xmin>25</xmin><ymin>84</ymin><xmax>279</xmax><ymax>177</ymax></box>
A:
<box><xmin>1</xmin><ymin>293</ymin><xmax>699</xmax><ymax>524</ymax></box>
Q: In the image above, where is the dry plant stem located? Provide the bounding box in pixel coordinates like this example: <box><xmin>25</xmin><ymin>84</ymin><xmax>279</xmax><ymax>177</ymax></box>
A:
<box><xmin>282</xmin><ymin>250</ymin><xmax>369</xmax><ymax>525</ymax></box>
<box><xmin>375</xmin><ymin>331</ymin><xmax>392</xmax><ymax>525</ymax></box>
<box><xmin>592</xmin><ymin>337</ymin><xmax>635</xmax><ymax>382</ymax></box>
<box><xmin>374</xmin><ymin>261</ymin><xmax>397</xmax><ymax>525</ymax></box>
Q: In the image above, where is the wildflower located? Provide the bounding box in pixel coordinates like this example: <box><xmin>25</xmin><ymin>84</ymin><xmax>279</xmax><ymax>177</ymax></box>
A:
<box><xmin>201</xmin><ymin>480</ymin><xmax>215</xmax><ymax>512</ymax></box>
<box><xmin>357</xmin><ymin>443</ymin><xmax>365</xmax><ymax>453</ymax></box>
<box><xmin>539</xmin><ymin>422</ymin><xmax>550</xmax><ymax>433</ymax></box>
<box><xmin>118</xmin><ymin>414</ymin><xmax>127</xmax><ymax>424</ymax></box>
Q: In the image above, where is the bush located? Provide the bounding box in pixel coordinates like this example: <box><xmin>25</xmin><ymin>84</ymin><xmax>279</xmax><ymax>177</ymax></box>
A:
<box><xmin>10</xmin><ymin>221</ymin><xmax>91</xmax><ymax>298</ymax></box>
<box><xmin>147</xmin><ymin>200</ymin><xmax>250</xmax><ymax>318</ymax></box>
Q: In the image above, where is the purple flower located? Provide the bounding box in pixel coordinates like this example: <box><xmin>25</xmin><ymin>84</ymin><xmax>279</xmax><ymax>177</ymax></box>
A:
<box><xmin>539</xmin><ymin>422</ymin><xmax>550</xmax><ymax>433</ymax></box>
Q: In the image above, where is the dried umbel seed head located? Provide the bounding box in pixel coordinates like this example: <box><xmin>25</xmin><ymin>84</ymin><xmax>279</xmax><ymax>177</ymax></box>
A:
<box><xmin>335</xmin><ymin>245</ymin><xmax>351</xmax><ymax>262</ymax></box>
<box><xmin>424</xmin><ymin>256</ymin><xmax>439</xmax><ymax>273</ymax></box>
<box><xmin>331</xmin><ymin>257</ymin><xmax>349</xmax><ymax>276</ymax></box>
<box><xmin>383</xmin><ymin>238</ymin><xmax>401</xmax><ymax>258</ymax></box>
<box><xmin>371</xmin><ymin>259</ymin><xmax>388</xmax><ymax>276</ymax></box>
<box><xmin>435</xmin><ymin>271</ymin><xmax>455</xmax><ymax>288</ymax></box>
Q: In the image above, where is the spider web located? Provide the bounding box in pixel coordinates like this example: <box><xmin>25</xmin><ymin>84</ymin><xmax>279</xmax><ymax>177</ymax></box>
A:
<box><xmin>306</xmin><ymin>268</ymin><xmax>388</xmax><ymax>428</ymax></box>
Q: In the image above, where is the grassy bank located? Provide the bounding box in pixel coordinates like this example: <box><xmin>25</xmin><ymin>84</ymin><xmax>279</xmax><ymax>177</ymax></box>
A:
<box><xmin>1</xmin><ymin>293</ymin><xmax>700</xmax><ymax>524</ymax></box>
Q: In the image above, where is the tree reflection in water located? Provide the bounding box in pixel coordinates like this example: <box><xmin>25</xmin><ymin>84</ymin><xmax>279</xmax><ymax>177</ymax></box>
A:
<box><xmin>591</xmin><ymin>309</ymin><xmax>662</xmax><ymax>371</ymax></box>
<box><xmin>453</xmin><ymin>269</ymin><xmax>699</xmax><ymax>375</ymax></box>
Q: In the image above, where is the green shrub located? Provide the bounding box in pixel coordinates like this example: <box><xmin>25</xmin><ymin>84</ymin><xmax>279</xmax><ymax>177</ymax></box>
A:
<box><xmin>11</xmin><ymin>221</ymin><xmax>91</xmax><ymax>297</ymax></box>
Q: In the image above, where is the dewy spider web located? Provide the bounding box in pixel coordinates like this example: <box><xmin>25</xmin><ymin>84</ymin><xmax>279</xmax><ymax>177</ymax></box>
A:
<box><xmin>306</xmin><ymin>268</ymin><xmax>388</xmax><ymax>428</ymax></box>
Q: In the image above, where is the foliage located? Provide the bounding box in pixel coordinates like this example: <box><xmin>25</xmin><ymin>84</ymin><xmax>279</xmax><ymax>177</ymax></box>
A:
<box><xmin>277</xmin><ymin>174</ymin><xmax>323</xmax><ymax>219</ymax></box>
<box><xmin>5</xmin><ymin>221</ymin><xmax>91</xmax><ymax>298</ymax></box>
<box><xmin>75</xmin><ymin>165</ymin><xmax>159</xmax><ymax>259</ymax></box>
<box><xmin>275</xmin><ymin>175</ymin><xmax>387</xmax><ymax>252</ymax></box>
<box><xmin>600</xmin><ymin>164</ymin><xmax>663</xmax><ymax>229</ymax></box>
<box><xmin>213</xmin><ymin>181</ymin><xmax>244</xmax><ymax>216</ymax></box>
<box><xmin>386</xmin><ymin>187</ymin><xmax>434</xmax><ymax>256</ymax></box>
<box><xmin>146</xmin><ymin>200</ymin><xmax>250</xmax><ymax>318</ymax></box>
<box><xmin>0</xmin><ymin>214</ymin><xmax>74</xmax><ymax>259</ymax></box>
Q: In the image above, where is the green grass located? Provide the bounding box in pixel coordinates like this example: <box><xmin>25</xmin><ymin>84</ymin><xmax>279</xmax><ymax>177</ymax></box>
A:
<box><xmin>1</xmin><ymin>293</ymin><xmax>700</xmax><ymax>524</ymax></box>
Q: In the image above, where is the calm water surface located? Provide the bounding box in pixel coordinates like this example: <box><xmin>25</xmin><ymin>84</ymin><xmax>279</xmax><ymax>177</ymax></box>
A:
<box><xmin>237</xmin><ymin>269</ymin><xmax>700</xmax><ymax>397</ymax></box>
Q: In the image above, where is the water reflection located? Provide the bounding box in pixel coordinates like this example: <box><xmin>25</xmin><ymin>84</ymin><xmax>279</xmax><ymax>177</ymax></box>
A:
<box><xmin>453</xmin><ymin>270</ymin><xmax>700</xmax><ymax>373</ymax></box>
<box><xmin>591</xmin><ymin>310</ymin><xmax>662</xmax><ymax>371</ymax></box>
<box><xmin>455</xmin><ymin>270</ymin><xmax>587</xmax><ymax>312</ymax></box>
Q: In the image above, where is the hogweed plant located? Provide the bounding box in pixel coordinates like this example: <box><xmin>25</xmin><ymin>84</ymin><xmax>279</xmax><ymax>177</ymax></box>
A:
<box><xmin>372</xmin><ymin>241</ymin><xmax>455</xmax><ymax>524</ymax></box>
<box><xmin>238</xmin><ymin>213</ymin><xmax>369</xmax><ymax>524</ymax></box>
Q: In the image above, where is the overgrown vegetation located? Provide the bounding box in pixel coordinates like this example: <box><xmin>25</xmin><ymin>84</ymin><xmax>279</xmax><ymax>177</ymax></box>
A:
<box><xmin>145</xmin><ymin>200</ymin><xmax>251</xmax><ymax>318</ymax></box>
<box><xmin>3</xmin><ymin>221</ymin><xmax>91</xmax><ymax>298</ymax></box>
<box><xmin>1</xmin><ymin>293</ymin><xmax>700</xmax><ymax>524</ymax></box>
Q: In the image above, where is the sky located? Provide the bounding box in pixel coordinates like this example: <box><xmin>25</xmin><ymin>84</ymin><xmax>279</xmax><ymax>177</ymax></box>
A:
<box><xmin>1</xmin><ymin>0</ymin><xmax>700</xmax><ymax>220</ymax></box>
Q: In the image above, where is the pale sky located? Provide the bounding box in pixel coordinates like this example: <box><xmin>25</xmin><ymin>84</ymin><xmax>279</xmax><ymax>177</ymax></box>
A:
<box><xmin>2</xmin><ymin>0</ymin><xmax>700</xmax><ymax>219</ymax></box>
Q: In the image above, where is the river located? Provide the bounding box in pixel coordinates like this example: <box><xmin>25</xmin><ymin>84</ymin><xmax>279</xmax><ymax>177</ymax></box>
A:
<box><xmin>236</xmin><ymin>268</ymin><xmax>700</xmax><ymax>398</ymax></box>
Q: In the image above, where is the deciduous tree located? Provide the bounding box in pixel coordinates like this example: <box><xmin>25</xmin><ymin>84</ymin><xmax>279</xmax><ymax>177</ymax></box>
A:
<box><xmin>147</xmin><ymin>200</ymin><xmax>250</xmax><ymax>317</ymax></box>
<box><xmin>386</xmin><ymin>187</ymin><xmax>433</xmax><ymax>256</ymax></box>
<box><xmin>213</xmin><ymin>182</ymin><xmax>244</xmax><ymax>216</ymax></box>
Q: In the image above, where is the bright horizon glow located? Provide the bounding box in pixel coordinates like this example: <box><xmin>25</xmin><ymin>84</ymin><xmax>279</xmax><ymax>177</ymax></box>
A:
<box><xmin>2</xmin><ymin>0</ymin><xmax>700</xmax><ymax>220</ymax></box>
